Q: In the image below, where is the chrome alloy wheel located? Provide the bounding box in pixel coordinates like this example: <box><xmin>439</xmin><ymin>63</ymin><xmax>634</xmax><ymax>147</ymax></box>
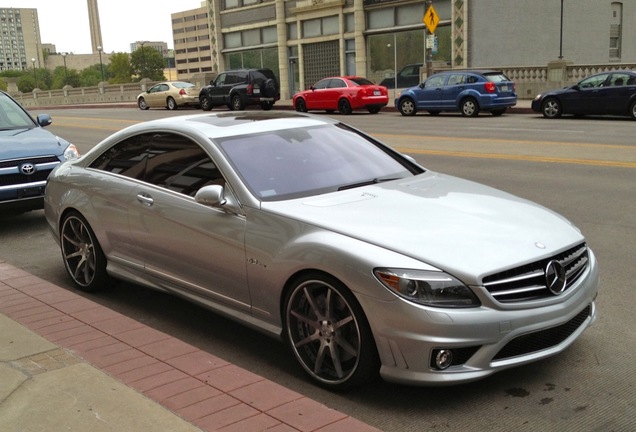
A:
<box><xmin>285</xmin><ymin>275</ymin><xmax>376</xmax><ymax>389</ymax></box>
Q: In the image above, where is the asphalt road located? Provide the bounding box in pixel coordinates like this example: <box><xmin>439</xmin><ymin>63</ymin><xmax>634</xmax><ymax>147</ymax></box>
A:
<box><xmin>2</xmin><ymin>107</ymin><xmax>635</xmax><ymax>431</ymax></box>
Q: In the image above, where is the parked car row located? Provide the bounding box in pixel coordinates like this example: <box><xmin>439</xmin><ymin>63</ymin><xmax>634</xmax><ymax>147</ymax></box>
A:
<box><xmin>135</xmin><ymin>69</ymin><xmax>636</xmax><ymax>121</ymax></box>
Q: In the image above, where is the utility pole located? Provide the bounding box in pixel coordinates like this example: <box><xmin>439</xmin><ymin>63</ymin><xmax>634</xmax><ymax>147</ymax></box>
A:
<box><xmin>425</xmin><ymin>0</ymin><xmax>433</xmax><ymax>78</ymax></box>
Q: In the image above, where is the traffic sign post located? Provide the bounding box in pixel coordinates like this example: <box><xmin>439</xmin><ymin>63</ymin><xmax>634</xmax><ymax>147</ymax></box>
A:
<box><xmin>423</xmin><ymin>1</ymin><xmax>438</xmax><ymax>77</ymax></box>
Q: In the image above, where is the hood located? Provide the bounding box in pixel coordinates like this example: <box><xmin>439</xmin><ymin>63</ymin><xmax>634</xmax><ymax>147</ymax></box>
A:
<box><xmin>263</xmin><ymin>172</ymin><xmax>584</xmax><ymax>282</ymax></box>
<box><xmin>0</xmin><ymin>127</ymin><xmax>66</xmax><ymax>159</ymax></box>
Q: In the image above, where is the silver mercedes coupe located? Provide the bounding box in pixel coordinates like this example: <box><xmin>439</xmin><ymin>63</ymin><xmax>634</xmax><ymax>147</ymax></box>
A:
<box><xmin>44</xmin><ymin>111</ymin><xmax>599</xmax><ymax>390</ymax></box>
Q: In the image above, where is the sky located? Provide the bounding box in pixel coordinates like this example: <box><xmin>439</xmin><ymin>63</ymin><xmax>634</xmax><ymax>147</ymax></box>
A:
<box><xmin>19</xmin><ymin>0</ymin><xmax>205</xmax><ymax>54</ymax></box>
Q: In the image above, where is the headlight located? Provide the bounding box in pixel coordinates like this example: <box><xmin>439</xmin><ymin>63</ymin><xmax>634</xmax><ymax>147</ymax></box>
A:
<box><xmin>63</xmin><ymin>143</ymin><xmax>80</xmax><ymax>160</ymax></box>
<box><xmin>374</xmin><ymin>268</ymin><xmax>480</xmax><ymax>308</ymax></box>
<box><xmin>534</xmin><ymin>94</ymin><xmax>542</xmax><ymax>101</ymax></box>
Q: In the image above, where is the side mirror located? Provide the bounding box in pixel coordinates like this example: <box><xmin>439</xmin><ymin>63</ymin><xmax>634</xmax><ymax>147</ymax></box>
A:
<box><xmin>36</xmin><ymin>114</ymin><xmax>52</xmax><ymax>127</ymax></box>
<box><xmin>195</xmin><ymin>185</ymin><xmax>226</xmax><ymax>207</ymax></box>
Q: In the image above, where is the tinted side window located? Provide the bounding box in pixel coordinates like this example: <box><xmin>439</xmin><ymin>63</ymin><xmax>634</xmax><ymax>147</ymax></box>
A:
<box><xmin>90</xmin><ymin>134</ymin><xmax>152</xmax><ymax>180</ymax></box>
<box><xmin>143</xmin><ymin>134</ymin><xmax>224</xmax><ymax>197</ymax></box>
<box><xmin>329</xmin><ymin>79</ymin><xmax>346</xmax><ymax>88</ymax></box>
<box><xmin>313</xmin><ymin>79</ymin><xmax>330</xmax><ymax>90</ymax></box>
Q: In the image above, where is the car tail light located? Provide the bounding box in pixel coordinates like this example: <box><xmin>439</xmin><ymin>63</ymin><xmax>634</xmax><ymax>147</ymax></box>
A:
<box><xmin>484</xmin><ymin>82</ymin><xmax>497</xmax><ymax>93</ymax></box>
<box><xmin>179</xmin><ymin>89</ymin><xmax>186</xmax><ymax>95</ymax></box>
<box><xmin>247</xmin><ymin>84</ymin><xmax>253</xmax><ymax>95</ymax></box>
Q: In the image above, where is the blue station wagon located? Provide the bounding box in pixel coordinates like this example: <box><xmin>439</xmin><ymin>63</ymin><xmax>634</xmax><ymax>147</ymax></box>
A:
<box><xmin>395</xmin><ymin>70</ymin><xmax>517</xmax><ymax>117</ymax></box>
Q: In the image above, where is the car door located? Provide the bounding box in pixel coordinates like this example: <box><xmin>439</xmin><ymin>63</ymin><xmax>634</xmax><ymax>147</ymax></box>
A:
<box><xmin>125</xmin><ymin>132</ymin><xmax>251</xmax><ymax>310</ymax></box>
<box><xmin>208</xmin><ymin>72</ymin><xmax>232</xmax><ymax>106</ymax></box>
<box><xmin>146</xmin><ymin>84</ymin><xmax>169</xmax><ymax>108</ymax></box>
<box><xmin>414</xmin><ymin>74</ymin><xmax>445</xmax><ymax>110</ymax></box>
<box><xmin>437</xmin><ymin>73</ymin><xmax>465</xmax><ymax>109</ymax></box>
<box><xmin>563</xmin><ymin>73</ymin><xmax>610</xmax><ymax>115</ymax></box>
<box><xmin>327</xmin><ymin>78</ymin><xmax>347</xmax><ymax>109</ymax></box>
<box><xmin>305</xmin><ymin>78</ymin><xmax>331</xmax><ymax>110</ymax></box>
<box><xmin>604</xmin><ymin>72</ymin><xmax>636</xmax><ymax>115</ymax></box>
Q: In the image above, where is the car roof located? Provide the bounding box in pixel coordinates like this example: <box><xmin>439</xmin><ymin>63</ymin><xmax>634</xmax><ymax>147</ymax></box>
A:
<box><xmin>433</xmin><ymin>69</ymin><xmax>504</xmax><ymax>75</ymax></box>
<box><xmin>110</xmin><ymin>111</ymin><xmax>337</xmax><ymax>141</ymax></box>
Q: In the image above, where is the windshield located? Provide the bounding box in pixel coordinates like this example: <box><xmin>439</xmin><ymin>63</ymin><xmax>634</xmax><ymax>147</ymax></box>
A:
<box><xmin>0</xmin><ymin>93</ymin><xmax>37</xmax><ymax>130</ymax></box>
<box><xmin>218</xmin><ymin>123</ymin><xmax>422</xmax><ymax>201</ymax></box>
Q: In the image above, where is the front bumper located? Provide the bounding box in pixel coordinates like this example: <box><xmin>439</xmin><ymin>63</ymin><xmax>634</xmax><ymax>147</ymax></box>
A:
<box><xmin>360</xmin><ymin>250</ymin><xmax>600</xmax><ymax>386</ymax></box>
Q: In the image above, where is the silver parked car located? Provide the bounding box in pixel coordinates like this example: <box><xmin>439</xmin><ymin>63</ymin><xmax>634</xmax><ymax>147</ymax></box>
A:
<box><xmin>44</xmin><ymin>111</ymin><xmax>599</xmax><ymax>390</ymax></box>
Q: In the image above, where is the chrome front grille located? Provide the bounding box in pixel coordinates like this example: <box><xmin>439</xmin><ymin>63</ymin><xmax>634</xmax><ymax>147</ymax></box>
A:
<box><xmin>482</xmin><ymin>243</ymin><xmax>589</xmax><ymax>303</ymax></box>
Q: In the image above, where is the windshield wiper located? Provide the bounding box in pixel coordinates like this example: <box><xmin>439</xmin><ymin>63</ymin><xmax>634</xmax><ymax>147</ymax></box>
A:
<box><xmin>337</xmin><ymin>176</ymin><xmax>400</xmax><ymax>191</ymax></box>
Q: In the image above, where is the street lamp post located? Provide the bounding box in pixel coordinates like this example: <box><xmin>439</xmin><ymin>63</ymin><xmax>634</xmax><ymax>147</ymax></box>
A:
<box><xmin>558</xmin><ymin>0</ymin><xmax>564</xmax><ymax>59</ymax></box>
<box><xmin>31</xmin><ymin>58</ymin><xmax>37</xmax><ymax>89</ymax></box>
<box><xmin>138</xmin><ymin>41</ymin><xmax>146</xmax><ymax>79</ymax></box>
<box><xmin>97</xmin><ymin>46</ymin><xmax>105</xmax><ymax>83</ymax></box>
<box><xmin>62</xmin><ymin>53</ymin><xmax>68</xmax><ymax>85</ymax></box>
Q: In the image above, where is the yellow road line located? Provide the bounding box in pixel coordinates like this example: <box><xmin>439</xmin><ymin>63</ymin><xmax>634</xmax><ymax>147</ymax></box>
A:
<box><xmin>398</xmin><ymin>148</ymin><xmax>636</xmax><ymax>169</ymax></box>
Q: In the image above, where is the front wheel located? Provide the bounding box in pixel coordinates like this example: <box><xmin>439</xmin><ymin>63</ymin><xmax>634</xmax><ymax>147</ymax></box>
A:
<box><xmin>166</xmin><ymin>97</ymin><xmax>178</xmax><ymax>110</ymax></box>
<box><xmin>338</xmin><ymin>98</ymin><xmax>352</xmax><ymax>115</ymax></box>
<box><xmin>284</xmin><ymin>273</ymin><xmax>379</xmax><ymax>390</ymax></box>
<box><xmin>295</xmin><ymin>98</ymin><xmax>308</xmax><ymax>112</ymax></box>
<box><xmin>461</xmin><ymin>98</ymin><xmax>480</xmax><ymax>117</ymax></box>
<box><xmin>629</xmin><ymin>100</ymin><xmax>636</xmax><ymax>120</ymax></box>
<box><xmin>200</xmin><ymin>96</ymin><xmax>212</xmax><ymax>111</ymax></box>
<box><xmin>60</xmin><ymin>212</ymin><xmax>110</xmax><ymax>292</ymax></box>
<box><xmin>398</xmin><ymin>98</ymin><xmax>417</xmax><ymax>116</ymax></box>
<box><xmin>138</xmin><ymin>97</ymin><xmax>149</xmax><ymax>110</ymax></box>
<box><xmin>541</xmin><ymin>97</ymin><xmax>562</xmax><ymax>119</ymax></box>
<box><xmin>230</xmin><ymin>94</ymin><xmax>244</xmax><ymax>110</ymax></box>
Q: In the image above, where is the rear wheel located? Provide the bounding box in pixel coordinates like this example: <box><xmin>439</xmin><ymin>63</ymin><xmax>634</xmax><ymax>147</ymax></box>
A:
<box><xmin>630</xmin><ymin>100</ymin><xmax>636</xmax><ymax>120</ymax></box>
<box><xmin>230</xmin><ymin>95</ymin><xmax>244</xmax><ymax>110</ymax></box>
<box><xmin>60</xmin><ymin>211</ymin><xmax>110</xmax><ymax>292</ymax></box>
<box><xmin>461</xmin><ymin>98</ymin><xmax>479</xmax><ymax>117</ymax></box>
<box><xmin>200</xmin><ymin>96</ymin><xmax>212</xmax><ymax>111</ymax></box>
<box><xmin>295</xmin><ymin>98</ymin><xmax>308</xmax><ymax>112</ymax></box>
<box><xmin>166</xmin><ymin>97</ymin><xmax>178</xmax><ymax>110</ymax></box>
<box><xmin>283</xmin><ymin>273</ymin><xmax>379</xmax><ymax>390</ymax></box>
<box><xmin>398</xmin><ymin>98</ymin><xmax>417</xmax><ymax>116</ymax></box>
<box><xmin>541</xmin><ymin>97</ymin><xmax>562</xmax><ymax>119</ymax></box>
<box><xmin>338</xmin><ymin>98</ymin><xmax>352</xmax><ymax>115</ymax></box>
<box><xmin>367</xmin><ymin>106</ymin><xmax>382</xmax><ymax>114</ymax></box>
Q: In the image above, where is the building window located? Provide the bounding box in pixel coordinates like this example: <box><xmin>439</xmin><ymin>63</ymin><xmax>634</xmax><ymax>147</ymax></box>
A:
<box><xmin>610</xmin><ymin>2</ymin><xmax>622</xmax><ymax>59</ymax></box>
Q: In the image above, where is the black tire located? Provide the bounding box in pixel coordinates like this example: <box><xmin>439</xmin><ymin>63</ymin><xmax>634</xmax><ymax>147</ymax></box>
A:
<box><xmin>338</xmin><ymin>98</ymin><xmax>352</xmax><ymax>115</ymax></box>
<box><xmin>200</xmin><ymin>96</ymin><xmax>212</xmax><ymax>111</ymax></box>
<box><xmin>461</xmin><ymin>97</ymin><xmax>480</xmax><ymax>117</ymax></box>
<box><xmin>629</xmin><ymin>100</ymin><xmax>636</xmax><ymax>120</ymax></box>
<box><xmin>166</xmin><ymin>97</ymin><xmax>178</xmax><ymax>110</ymax></box>
<box><xmin>541</xmin><ymin>97</ymin><xmax>562</xmax><ymax>119</ymax></box>
<box><xmin>60</xmin><ymin>211</ymin><xmax>110</xmax><ymax>292</ymax></box>
<box><xmin>137</xmin><ymin>97</ymin><xmax>149</xmax><ymax>110</ymax></box>
<box><xmin>491</xmin><ymin>108</ymin><xmax>506</xmax><ymax>116</ymax></box>
<box><xmin>283</xmin><ymin>272</ymin><xmax>379</xmax><ymax>390</ymax></box>
<box><xmin>367</xmin><ymin>106</ymin><xmax>382</xmax><ymax>114</ymax></box>
<box><xmin>260</xmin><ymin>101</ymin><xmax>274</xmax><ymax>111</ymax></box>
<box><xmin>230</xmin><ymin>94</ymin><xmax>244</xmax><ymax>110</ymax></box>
<box><xmin>398</xmin><ymin>98</ymin><xmax>417</xmax><ymax>116</ymax></box>
<box><xmin>295</xmin><ymin>98</ymin><xmax>308</xmax><ymax>112</ymax></box>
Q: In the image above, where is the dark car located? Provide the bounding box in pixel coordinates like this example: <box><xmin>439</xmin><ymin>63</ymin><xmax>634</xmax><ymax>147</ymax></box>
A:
<box><xmin>199</xmin><ymin>68</ymin><xmax>280</xmax><ymax>111</ymax></box>
<box><xmin>531</xmin><ymin>71</ymin><xmax>636</xmax><ymax>120</ymax></box>
<box><xmin>0</xmin><ymin>90</ymin><xmax>79</xmax><ymax>214</ymax></box>
<box><xmin>380</xmin><ymin>63</ymin><xmax>423</xmax><ymax>89</ymax></box>
<box><xmin>293</xmin><ymin>76</ymin><xmax>389</xmax><ymax>114</ymax></box>
<box><xmin>395</xmin><ymin>70</ymin><xmax>517</xmax><ymax>117</ymax></box>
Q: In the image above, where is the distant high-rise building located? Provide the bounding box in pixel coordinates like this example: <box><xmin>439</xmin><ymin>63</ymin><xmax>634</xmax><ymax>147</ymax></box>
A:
<box><xmin>87</xmin><ymin>0</ymin><xmax>103</xmax><ymax>53</ymax></box>
<box><xmin>0</xmin><ymin>8</ymin><xmax>44</xmax><ymax>71</ymax></box>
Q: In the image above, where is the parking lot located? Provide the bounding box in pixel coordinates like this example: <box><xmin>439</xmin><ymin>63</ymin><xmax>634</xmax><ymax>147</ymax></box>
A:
<box><xmin>1</xmin><ymin>107</ymin><xmax>634</xmax><ymax>431</ymax></box>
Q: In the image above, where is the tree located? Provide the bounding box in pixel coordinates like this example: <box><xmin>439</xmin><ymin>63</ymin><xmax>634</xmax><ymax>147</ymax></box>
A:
<box><xmin>108</xmin><ymin>52</ymin><xmax>133</xmax><ymax>84</ymax></box>
<box><xmin>52</xmin><ymin>66</ymin><xmax>81</xmax><ymax>89</ymax></box>
<box><xmin>130</xmin><ymin>46</ymin><xmax>165</xmax><ymax>81</ymax></box>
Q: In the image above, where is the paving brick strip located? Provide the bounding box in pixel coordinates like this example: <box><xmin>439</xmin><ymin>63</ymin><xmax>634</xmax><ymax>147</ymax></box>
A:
<box><xmin>0</xmin><ymin>260</ymin><xmax>379</xmax><ymax>432</ymax></box>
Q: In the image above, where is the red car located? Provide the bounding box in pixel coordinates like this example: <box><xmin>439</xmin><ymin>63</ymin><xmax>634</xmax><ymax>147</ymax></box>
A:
<box><xmin>293</xmin><ymin>76</ymin><xmax>389</xmax><ymax>114</ymax></box>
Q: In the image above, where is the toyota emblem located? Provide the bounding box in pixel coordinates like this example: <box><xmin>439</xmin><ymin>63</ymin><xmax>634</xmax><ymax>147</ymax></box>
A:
<box><xmin>20</xmin><ymin>163</ymin><xmax>35</xmax><ymax>175</ymax></box>
<box><xmin>545</xmin><ymin>260</ymin><xmax>567</xmax><ymax>295</ymax></box>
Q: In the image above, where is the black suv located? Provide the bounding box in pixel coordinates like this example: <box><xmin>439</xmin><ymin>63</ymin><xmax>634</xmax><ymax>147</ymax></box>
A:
<box><xmin>199</xmin><ymin>68</ymin><xmax>280</xmax><ymax>111</ymax></box>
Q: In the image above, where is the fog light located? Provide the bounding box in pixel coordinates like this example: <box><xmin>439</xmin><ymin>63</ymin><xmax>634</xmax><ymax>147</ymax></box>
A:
<box><xmin>434</xmin><ymin>349</ymin><xmax>454</xmax><ymax>370</ymax></box>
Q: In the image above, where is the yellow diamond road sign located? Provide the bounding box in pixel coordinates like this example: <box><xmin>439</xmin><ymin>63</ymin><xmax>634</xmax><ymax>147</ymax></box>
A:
<box><xmin>424</xmin><ymin>4</ymin><xmax>440</xmax><ymax>34</ymax></box>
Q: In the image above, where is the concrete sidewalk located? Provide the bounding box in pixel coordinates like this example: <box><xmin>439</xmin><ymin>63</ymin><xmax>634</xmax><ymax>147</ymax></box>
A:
<box><xmin>0</xmin><ymin>260</ymin><xmax>379</xmax><ymax>432</ymax></box>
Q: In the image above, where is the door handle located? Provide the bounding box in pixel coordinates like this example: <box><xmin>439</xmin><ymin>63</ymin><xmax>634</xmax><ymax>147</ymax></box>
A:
<box><xmin>136</xmin><ymin>193</ymin><xmax>154</xmax><ymax>206</ymax></box>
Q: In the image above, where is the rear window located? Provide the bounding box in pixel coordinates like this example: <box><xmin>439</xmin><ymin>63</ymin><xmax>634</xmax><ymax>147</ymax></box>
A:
<box><xmin>484</xmin><ymin>73</ymin><xmax>511</xmax><ymax>83</ymax></box>
<box><xmin>173</xmin><ymin>82</ymin><xmax>195</xmax><ymax>89</ymax></box>
<box><xmin>350</xmin><ymin>77</ymin><xmax>375</xmax><ymax>86</ymax></box>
